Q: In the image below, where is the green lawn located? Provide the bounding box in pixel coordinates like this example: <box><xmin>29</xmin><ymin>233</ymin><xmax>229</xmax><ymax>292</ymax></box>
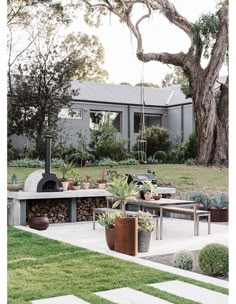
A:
<box><xmin>8</xmin><ymin>164</ymin><xmax>228</xmax><ymax>196</ymax></box>
<box><xmin>8</xmin><ymin>227</ymin><xmax>228</xmax><ymax>304</ymax></box>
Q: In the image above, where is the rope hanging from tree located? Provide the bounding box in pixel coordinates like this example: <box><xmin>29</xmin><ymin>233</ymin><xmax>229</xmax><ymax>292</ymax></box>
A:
<box><xmin>137</xmin><ymin>62</ymin><xmax>147</xmax><ymax>164</ymax></box>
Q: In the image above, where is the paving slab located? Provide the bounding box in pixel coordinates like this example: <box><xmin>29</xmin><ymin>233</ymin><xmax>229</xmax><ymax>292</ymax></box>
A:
<box><xmin>95</xmin><ymin>287</ymin><xmax>172</xmax><ymax>304</ymax></box>
<box><xmin>31</xmin><ymin>295</ymin><xmax>90</xmax><ymax>304</ymax></box>
<box><xmin>149</xmin><ymin>280</ymin><xmax>228</xmax><ymax>304</ymax></box>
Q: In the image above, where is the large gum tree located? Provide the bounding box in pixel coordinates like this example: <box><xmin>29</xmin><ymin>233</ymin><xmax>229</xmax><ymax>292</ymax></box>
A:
<box><xmin>83</xmin><ymin>0</ymin><xmax>228</xmax><ymax>165</ymax></box>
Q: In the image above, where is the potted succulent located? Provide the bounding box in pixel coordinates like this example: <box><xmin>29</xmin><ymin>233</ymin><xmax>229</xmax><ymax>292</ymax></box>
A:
<box><xmin>208</xmin><ymin>193</ymin><xmax>228</xmax><ymax>222</ymax></box>
<box><xmin>97</xmin><ymin>211</ymin><xmax>123</xmax><ymax>250</ymax></box>
<box><xmin>7</xmin><ymin>174</ymin><xmax>24</xmax><ymax>191</ymax></box>
<box><xmin>71</xmin><ymin>169</ymin><xmax>81</xmax><ymax>190</ymax></box>
<box><xmin>189</xmin><ymin>192</ymin><xmax>209</xmax><ymax>210</ymax></box>
<box><xmin>136</xmin><ymin>211</ymin><xmax>155</xmax><ymax>252</ymax></box>
<box><xmin>81</xmin><ymin>175</ymin><xmax>91</xmax><ymax>189</ymax></box>
<box><xmin>140</xmin><ymin>181</ymin><xmax>154</xmax><ymax>200</ymax></box>
<box><xmin>97</xmin><ymin>168</ymin><xmax>107</xmax><ymax>189</ymax></box>
<box><xmin>58</xmin><ymin>161</ymin><xmax>75</xmax><ymax>191</ymax></box>
<box><xmin>107</xmin><ymin>178</ymin><xmax>139</xmax><ymax>256</ymax></box>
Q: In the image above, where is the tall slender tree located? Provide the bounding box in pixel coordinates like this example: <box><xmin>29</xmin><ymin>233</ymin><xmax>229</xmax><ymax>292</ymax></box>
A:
<box><xmin>82</xmin><ymin>0</ymin><xmax>228</xmax><ymax>165</ymax></box>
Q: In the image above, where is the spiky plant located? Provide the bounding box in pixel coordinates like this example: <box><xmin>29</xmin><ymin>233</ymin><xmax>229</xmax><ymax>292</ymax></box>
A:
<box><xmin>107</xmin><ymin>178</ymin><xmax>138</xmax><ymax>217</ymax></box>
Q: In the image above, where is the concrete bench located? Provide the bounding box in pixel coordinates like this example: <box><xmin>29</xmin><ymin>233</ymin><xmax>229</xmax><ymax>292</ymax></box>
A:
<box><xmin>162</xmin><ymin>206</ymin><xmax>211</xmax><ymax>236</ymax></box>
<box><xmin>93</xmin><ymin>208</ymin><xmax>159</xmax><ymax>239</ymax></box>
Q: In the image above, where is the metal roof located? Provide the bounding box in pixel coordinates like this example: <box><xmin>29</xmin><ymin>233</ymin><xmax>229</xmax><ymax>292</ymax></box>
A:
<box><xmin>71</xmin><ymin>81</ymin><xmax>192</xmax><ymax>107</ymax></box>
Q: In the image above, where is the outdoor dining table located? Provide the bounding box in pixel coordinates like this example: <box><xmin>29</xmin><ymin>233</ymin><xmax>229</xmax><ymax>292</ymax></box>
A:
<box><xmin>127</xmin><ymin>198</ymin><xmax>197</xmax><ymax>240</ymax></box>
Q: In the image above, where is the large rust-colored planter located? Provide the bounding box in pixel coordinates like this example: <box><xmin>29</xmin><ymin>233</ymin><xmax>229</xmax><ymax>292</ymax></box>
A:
<box><xmin>114</xmin><ymin>217</ymin><xmax>138</xmax><ymax>256</ymax></box>
<box><xmin>105</xmin><ymin>227</ymin><xmax>115</xmax><ymax>250</ymax></box>
<box><xmin>29</xmin><ymin>216</ymin><xmax>49</xmax><ymax>230</ymax></box>
<box><xmin>209</xmin><ymin>208</ymin><xmax>228</xmax><ymax>222</ymax></box>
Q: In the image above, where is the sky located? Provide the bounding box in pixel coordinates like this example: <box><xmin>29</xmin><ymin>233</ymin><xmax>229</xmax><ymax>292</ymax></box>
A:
<box><xmin>67</xmin><ymin>0</ymin><xmax>228</xmax><ymax>85</ymax></box>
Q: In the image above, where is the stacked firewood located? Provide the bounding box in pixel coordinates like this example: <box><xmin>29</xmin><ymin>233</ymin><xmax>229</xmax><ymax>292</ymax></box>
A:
<box><xmin>76</xmin><ymin>197</ymin><xmax>106</xmax><ymax>221</ymax></box>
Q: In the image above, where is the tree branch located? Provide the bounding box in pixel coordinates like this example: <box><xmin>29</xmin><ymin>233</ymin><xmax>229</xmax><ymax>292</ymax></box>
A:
<box><xmin>205</xmin><ymin>4</ymin><xmax>228</xmax><ymax>82</ymax></box>
<box><xmin>137</xmin><ymin>51</ymin><xmax>186</xmax><ymax>66</ymax></box>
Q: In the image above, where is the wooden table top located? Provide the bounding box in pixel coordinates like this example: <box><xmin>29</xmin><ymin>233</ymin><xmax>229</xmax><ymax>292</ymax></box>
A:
<box><xmin>128</xmin><ymin>198</ymin><xmax>195</xmax><ymax>208</ymax></box>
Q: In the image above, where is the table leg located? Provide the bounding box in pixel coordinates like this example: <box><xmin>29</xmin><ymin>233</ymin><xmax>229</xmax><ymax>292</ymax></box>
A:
<box><xmin>160</xmin><ymin>207</ymin><xmax>163</xmax><ymax>240</ymax></box>
<box><xmin>193</xmin><ymin>204</ymin><xmax>197</xmax><ymax>236</ymax></box>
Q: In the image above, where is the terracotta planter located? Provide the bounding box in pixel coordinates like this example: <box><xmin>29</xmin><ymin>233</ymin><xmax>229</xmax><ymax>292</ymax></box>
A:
<box><xmin>97</xmin><ymin>183</ymin><xmax>106</xmax><ymax>189</ymax></box>
<box><xmin>138</xmin><ymin>231</ymin><xmax>152</xmax><ymax>252</ymax></box>
<box><xmin>153</xmin><ymin>194</ymin><xmax>161</xmax><ymax>200</ymax></box>
<box><xmin>29</xmin><ymin>216</ymin><xmax>49</xmax><ymax>230</ymax></box>
<box><xmin>66</xmin><ymin>177</ymin><xmax>73</xmax><ymax>190</ymax></box>
<box><xmin>82</xmin><ymin>182</ymin><xmax>90</xmax><ymax>189</ymax></box>
<box><xmin>144</xmin><ymin>193</ymin><xmax>152</xmax><ymax>200</ymax></box>
<box><xmin>105</xmin><ymin>227</ymin><xmax>115</xmax><ymax>250</ymax></box>
<box><xmin>209</xmin><ymin>208</ymin><xmax>228</xmax><ymax>222</ymax></box>
<box><xmin>114</xmin><ymin>217</ymin><xmax>138</xmax><ymax>256</ymax></box>
<box><xmin>61</xmin><ymin>181</ymin><xmax>69</xmax><ymax>191</ymax></box>
<box><xmin>72</xmin><ymin>185</ymin><xmax>81</xmax><ymax>190</ymax></box>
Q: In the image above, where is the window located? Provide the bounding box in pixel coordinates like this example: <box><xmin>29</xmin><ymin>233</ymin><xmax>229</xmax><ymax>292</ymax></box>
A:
<box><xmin>58</xmin><ymin>108</ymin><xmax>83</xmax><ymax>119</ymax></box>
<box><xmin>134</xmin><ymin>113</ymin><xmax>161</xmax><ymax>133</ymax></box>
<box><xmin>90</xmin><ymin>111</ymin><xmax>121</xmax><ymax>132</ymax></box>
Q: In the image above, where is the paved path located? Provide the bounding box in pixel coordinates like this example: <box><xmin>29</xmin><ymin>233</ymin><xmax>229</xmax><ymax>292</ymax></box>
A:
<box><xmin>31</xmin><ymin>295</ymin><xmax>90</xmax><ymax>304</ymax></box>
<box><xmin>149</xmin><ymin>280</ymin><xmax>228</xmax><ymax>304</ymax></box>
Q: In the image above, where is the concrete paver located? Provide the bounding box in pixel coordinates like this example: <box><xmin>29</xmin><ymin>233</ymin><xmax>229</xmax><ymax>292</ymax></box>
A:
<box><xmin>95</xmin><ymin>287</ymin><xmax>172</xmax><ymax>304</ymax></box>
<box><xmin>149</xmin><ymin>280</ymin><xmax>228</xmax><ymax>304</ymax></box>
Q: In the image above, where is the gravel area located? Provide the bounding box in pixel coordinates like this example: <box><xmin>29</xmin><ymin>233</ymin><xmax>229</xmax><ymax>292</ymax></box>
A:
<box><xmin>142</xmin><ymin>250</ymin><xmax>228</xmax><ymax>281</ymax></box>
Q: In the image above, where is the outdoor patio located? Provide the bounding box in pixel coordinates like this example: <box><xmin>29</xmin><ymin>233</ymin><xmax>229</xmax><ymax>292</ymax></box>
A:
<box><xmin>15</xmin><ymin>217</ymin><xmax>228</xmax><ymax>288</ymax></box>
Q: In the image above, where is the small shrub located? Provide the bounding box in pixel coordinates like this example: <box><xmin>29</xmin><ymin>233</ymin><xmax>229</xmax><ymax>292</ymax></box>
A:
<box><xmin>172</xmin><ymin>250</ymin><xmax>194</xmax><ymax>271</ymax></box>
<box><xmin>189</xmin><ymin>192</ymin><xmax>209</xmax><ymax>209</ymax></box>
<box><xmin>119</xmin><ymin>158</ymin><xmax>139</xmax><ymax>166</ymax></box>
<box><xmin>147</xmin><ymin>156</ymin><xmax>158</xmax><ymax>164</ymax></box>
<box><xmin>11</xmin><ymin>158</ymin><xmax>44</xmax><ymax>168</ymax></box>
<box><xmin>199</xmin><ymin>243</ymin><xmax>228</xmax><ymax>276</ymax></box>
<box><xmin>185</xmin><ymin>158</ymin><xmax>195</xmax><ymax>165</ymax></box>
<box><xmin>153</xmin><ymin>150</ymin><xmax>167</xmax><ymax>163</ymax></box>
<box><xmin>98</xmin><ymin>158</ymin><xmax>118</xmax><ymax>167</ymax></box>
<box><xmin>133</xmin><ymin>151</ymin><xmax>146</xmax><ymax>161</ymax></box>
<box><xmin>136</xmin><ymin>211</ymin><xmax>154</xmax><ymax>232</ymax></box>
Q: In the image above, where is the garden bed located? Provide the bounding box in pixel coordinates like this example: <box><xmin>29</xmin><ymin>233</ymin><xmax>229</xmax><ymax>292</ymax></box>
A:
<box><xmin>142</xmin><ymin>250</ymin><xmax>228</xmax><ymax>281</ymax></box>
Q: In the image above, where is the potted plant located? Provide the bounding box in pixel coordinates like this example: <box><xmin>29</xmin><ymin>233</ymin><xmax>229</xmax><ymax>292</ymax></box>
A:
<box><xmin>136</xmin><ymin>211</ymin><xmax>155</xmax><ymax>252</ymax></box>
<box><xmin>189</xmin><ymin>192</ymin><xmax>209</xmax><ymax>210</ymax></box>
<box><xmin>71</xmin><ymin>169</ymin><xmax>81</xmax><ymax>190</ymax></box>
<box><xmin>140</xmin><ymin>181</ymin><xmax>154</xmax><ymax>200</ymax></box>
<box><xmin>107</xmin><ymin>178</ymin><xmax>139</xmax><ymax>256</ymax></box>
<box><xmin>97</xmin><ymin>211</ymin><xmax>123</xmax><ymax>250</ymax></box>
<box><xmin>7</xmin><ymin>174</ymin><xmax>24</xmax><ymax>191</ymax></box>
<box><xmin>81</xmin><ymin>175</ymin><xmax>91</xmax><ymax>189</ymax></box>
<box><xmin>208</xmin><ymin>193</ymin><xmax>228</xmax><ymax>222</ymax></box>
<box><xmin>58</xmin><ymin>161</ymin><xmax>75</xmax><ymax>191</ymax></box>
<box><xmin>97</xmin><ymin>168</ymin><xmax>107</xmax><ymax>189</ymax></box>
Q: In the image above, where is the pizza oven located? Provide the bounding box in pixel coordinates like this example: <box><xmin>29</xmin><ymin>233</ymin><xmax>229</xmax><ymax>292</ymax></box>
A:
<box><xmin>24</xmin><ymin>135</ymin><xmax>63</xmax><ymax>192</ymax></box>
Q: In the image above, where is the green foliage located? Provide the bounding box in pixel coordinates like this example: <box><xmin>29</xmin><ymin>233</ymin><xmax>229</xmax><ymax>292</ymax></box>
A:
<box><xmin>134</xmin><ymin>127</ymin><xmax>171</xmax><ymax>157</ymax></box>
<box><xmin>147</xmin><ymin>156</ymin><xmax>159</xmax><ymax>164</ymax></box>
<box><xmin>97</xmin><ymin>158</ymin><xmax>118</xmax><ymax>167</ymax></box>
<box><xmin>107</xmin><ymin>178</ymin><xmax>138</xmax><ymax>214</ymax></box>
<box><xmin>135</xmin><ymin>82</ymin><xmax>160</xmax><ymax>88</ymax></box>
<box><xmin>10</xmin><ymin>158</ymin><xmax>66</xmax><ymax>169</ymax></box>
<box><xmin>136</xmin><ymin>211</ymin><xmax>154</xmax><ymax>232</ymax></box>
<box><xmin>97</xmin><ymin>211</ymin><xmax>124</xmax><ymax>228</ymax></box>
<box><xmin>192</xmin><ymin>13</ymin><xmax>219</xmax><ymax>59</ymax></box>
<box><xmin>70</xmin><ymin>169</ymin><xmax>81</xmax><ymax>186</ymax></box>
<box><xmin>107</xmin><ymin>169</ymin><xmax>126</xmax><ymax>182</ymax></box>
<box><xmin>172</xmin><ymin>250</ymin><xmax>194</xmax><ymax>271</ymax></box>
<box><xmin>57</xmin><ymin>161</ymin><xmax>75</xmax><ymax>180</ymax></box>
<box><xmin>90</xmin><ymin>114</ymin><xmax>128</xmax><ymax>161</ymax></box>
<box><xmin>119</xmin><ymin>158</ymin><xmax>139</xmax><ymax>166</ymax></box>
<box><xmin>199</xmin><ymin>244</ymin><xmax>228</xmax><ymax>276</ymax></box>
<box><xmin>153</xmin><ymin>151</ymin><xmax>167</xmax><ymax>163</ymax></box>
<box><xmin>10</xmin><ymin>174</ymin><xmax>18</xmax><ymax>184</ymax></box>
<box><xmin>161</xmin><ymin>66</ymin><xmax>191</xmax><ymax>98</ymax></box>
<box><xmin>133</xmin><ymin>151</ymin><xmax>147</xmax><ymax>161</ymax></box>
<box><xmin>189</xmin><ymin>192</ymin><xmax>209</xmax><ymax>209</ymax></box>
<box><xmin>167</xmin><ymin>133</ymin><xmax>197</xmax><ymax>164</ymax></box>
<box><xmin>209</xmin><ymin>193</ymin><xmax>228</xmax><ymax>209</ymax></box>
<box><xmin>140</xmin><ymin>181</ymin><xmax>154</xmax><ymax>194</ymax></box>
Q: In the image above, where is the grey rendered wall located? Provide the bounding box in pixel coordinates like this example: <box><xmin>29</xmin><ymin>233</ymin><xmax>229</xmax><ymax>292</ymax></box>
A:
<box><xmin>167</xmin><ymin>104</ymin><xmax>193</xmax><ymax>144</ymax></box>
<box><xmin>58</xmin><ymin>101</ymin><xmax>129</xmax><ymax>147</ymax></box>
<box><xmin>183</xmin><ymin>104</ymin><xmax>194</xmax><ymax>141</ymax></box>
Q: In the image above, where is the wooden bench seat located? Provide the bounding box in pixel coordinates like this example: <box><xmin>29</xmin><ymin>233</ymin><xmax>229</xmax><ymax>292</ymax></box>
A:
<box><xmin>162</xmin><ymin>206</ymin><xmax>211</xmax><ymax>236</ymax></box>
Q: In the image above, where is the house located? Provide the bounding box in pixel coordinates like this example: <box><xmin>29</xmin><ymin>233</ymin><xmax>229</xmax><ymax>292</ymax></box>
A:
<box><xmin>10</xmin><ymin>81</ymin><xmax>194</xmax><ymax>152</ymax></box>
<box><xmin>57</xmin><ymin>81</ymin><xmax>193</xmax><ymax>151</ymax></box>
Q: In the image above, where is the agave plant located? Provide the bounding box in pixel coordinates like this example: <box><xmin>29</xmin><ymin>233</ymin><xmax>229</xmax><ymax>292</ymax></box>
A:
<box><xmin>107</xmin><ymin>178</ymin><xmax>138</xmax><ymax>217</ymax></box>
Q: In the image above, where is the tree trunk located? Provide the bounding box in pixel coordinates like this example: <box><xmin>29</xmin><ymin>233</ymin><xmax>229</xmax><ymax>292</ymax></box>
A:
<box><xmin>192</xmin><ymin>77</ymin><xmax>228</xmax><ymax>165</ymax></box>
